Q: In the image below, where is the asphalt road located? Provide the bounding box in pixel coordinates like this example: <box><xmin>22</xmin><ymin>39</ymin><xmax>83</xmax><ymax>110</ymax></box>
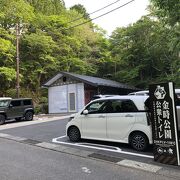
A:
<box><xmin>0</xmin><ymin>118</ymin><xmax>68</xmax><ymax>142</ymax></box>
<box><xmin>0</xmin><ymin>117</ymin><xmax>154</xmax><ymax>163</ymax></box>
<box><xmin>0</xmin><ymin>117</ymin><xmax>152</xmax><ymax>151</ymax></box>
<box><xmin>1</xmin><ymin>137</ymin><xmax>175</xmax><ymax>180</ymax></box>
<box><xmin>0</xmin><ymin>117</ymin><xmax>180</xmax><ymax>180</ymax></box>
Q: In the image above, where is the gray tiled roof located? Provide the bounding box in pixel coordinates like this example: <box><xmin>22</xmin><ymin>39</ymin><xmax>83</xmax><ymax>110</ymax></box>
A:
<box><xmin>43</xmin><ymin>72</ymin><xmax>138</xmax><ymax>90</ymax></box>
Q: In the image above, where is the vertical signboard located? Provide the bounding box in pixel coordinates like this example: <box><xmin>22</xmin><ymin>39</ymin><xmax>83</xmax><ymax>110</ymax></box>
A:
<box><xmin>149</xmin><ymin>82</ymin><xmax>180</xmax><ymax>165</ymax></box>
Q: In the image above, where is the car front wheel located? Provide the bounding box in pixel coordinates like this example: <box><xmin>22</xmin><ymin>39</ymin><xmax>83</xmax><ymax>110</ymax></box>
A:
<box><xmin>130</xmin><ymin>132</ymin><xmax>148</xmax><ymax>151</ymax></box>
<box><xmin>68</xmin><ymin>126</ymin><xmax>81</xmax><ymax>142</ymax></box>
<box><xmin>0</xmin><ymin>114</ymin><xmax>5</xmax><ymax>125</ymax></box>
<box><xmin>25</xmin><ymin>111</ymin><xmax>33</xmax><ymax>121</ymax></box>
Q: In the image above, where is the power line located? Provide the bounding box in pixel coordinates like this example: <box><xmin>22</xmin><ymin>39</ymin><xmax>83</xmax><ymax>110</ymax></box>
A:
<box><xmin>66</xmin><ymin>0</ymin><xmax>122</xmax><ymax>24</ymax></box>
<box><xmin>64</xmin><ymin>0</ymin><xmax>135</xmax><ymax>30</ymax></box>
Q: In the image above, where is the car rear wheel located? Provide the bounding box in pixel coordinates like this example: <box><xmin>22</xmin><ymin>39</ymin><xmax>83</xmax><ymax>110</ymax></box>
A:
<box><xmin>25</xmin><ymin>111</ymin><xmax>33</xmax><ymax>121</ymax></box>
<box><xmin>0</xmin><ymin>114</ymin><xmax>5</xmax><ymax>125</ymax></box>
<box><xmin>130</xmin><ymin>132</ymin><xmax>148</xmax><ymax>151</ymax></box>
<box><xmin>68</xmin><ymin>126</ymin><xmax>81</xmax><ymax>142</ymax></box>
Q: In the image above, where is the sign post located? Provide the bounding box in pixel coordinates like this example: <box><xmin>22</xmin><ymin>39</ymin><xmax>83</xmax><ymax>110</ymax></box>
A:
<box><xmin>149</xmin><ymin>82</ymin><xmax>180</xmax><ymax>165</ymax></box>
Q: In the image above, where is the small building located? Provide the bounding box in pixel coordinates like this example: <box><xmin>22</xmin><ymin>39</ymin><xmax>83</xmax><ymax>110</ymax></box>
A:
<box><xmin>43</xmin><ymin>72</ymin><xmax>138</xmax><ymax>113</ymax></box>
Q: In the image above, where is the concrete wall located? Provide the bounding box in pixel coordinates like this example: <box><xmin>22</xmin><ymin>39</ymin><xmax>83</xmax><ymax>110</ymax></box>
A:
<box><xmin>48</xmin><ymin>83</ymin><xmax>84</xmax><ymax>113</ymax></box>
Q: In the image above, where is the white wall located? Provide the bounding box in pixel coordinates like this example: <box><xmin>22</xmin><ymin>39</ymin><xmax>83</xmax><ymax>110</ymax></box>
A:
<box><xmin>48</xmin><ymin>83</ymin><xmax>85</xmax><ymax>113</ymax></box>
<box><xmin>76</xmin><ymin>83</ymin><xmax>85</xmax><ymax>111</ymax></box>
<box><xmin>48</xmin><ymin>86</ymin><xmax>68</xmax><ymax>113</ymax></box>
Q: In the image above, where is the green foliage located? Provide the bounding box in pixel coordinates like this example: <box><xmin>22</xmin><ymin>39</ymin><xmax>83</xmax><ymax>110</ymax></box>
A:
<box><xmin>34</xmin><ymin>96</ymin><xmax>48</xmax><ymax>114</ymax></box>
<box><xmin>0</xmin><ymin>0</ymin><xmax>109</xmax><ymax>98</ymax></box>
<box><xmin>0</xmin><ymin>37</ymin><xmax>15</xmax><ymax>64</ymax></box>
<box><xmin>150</xmin><ymin>0</ymin><xmax>180</xmax><ymax>25</ymax></box>
<box><xmin>0</xmin><ymin>27</ymin><xmax>16</xmax><ymax>66</ymax></box>
<box><xmin>27</xmin><ymin>0</ymin><xmax>65</xmax><ymax>15</ymax></box>
<box><xmin>70</xmin><ymin>4</ymin><xmax>90</xmax><ymax>20</ymax></box>
<box><xmin>34</xmin><ymin>103</ymin><xmax>48</xmax><ymax>114</ymax></box>
<box><xmin>0</xmin><ymin>0</ymin><xmax>35</xmax><ymax>28</ymax></box>
<box><xmin>110</xmin><ymin>16</ymin><xmax>180</xmax><ymax>88</ymax></box>
<box><xmin>0</xmin><ymin>67</ymin><xmax>16</xmax><ymax>81</ymax></box>
<box><xmin>0</xmin><ymin>67</ymin><xmax>16</xmax><ymax>95</ymax></box>
<box><xmin>5</xmin><ymin>88</ymin><xmax>17</xmax><ymax>98</ymax></box>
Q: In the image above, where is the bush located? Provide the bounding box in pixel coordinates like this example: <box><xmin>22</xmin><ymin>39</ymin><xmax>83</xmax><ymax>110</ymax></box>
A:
<box><xmin>34</xmin><ymin>103</ymin><xmax>48</xmax><ymax>115</ymax></box>
<box><xmin>5</xmin><ymin>89</ymin><xmax>17</xmax><ymax>98</ymax></box>
<box><xmin>34</xmin><ymin>105</ymin><xmax>41</xmax><ymax>115</ymax></box>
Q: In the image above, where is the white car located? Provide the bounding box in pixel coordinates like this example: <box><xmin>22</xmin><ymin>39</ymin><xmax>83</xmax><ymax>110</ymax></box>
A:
<box><xmin>128</xmin><ymin>89</ymin><xmax>180</xmax><ymax>129</ymax></box>
<box><xmin>128</xmin><ymin>89</ymin><xmax>180</xmax><ymax>99</ymax></box>
<box><xmin>176</xmin><ymin>89</ymin><xmax>180</xmax><ymax>99</ymax></box>
<box><xmin>128</xmin><ymin>90</ymin><xmax>149</xmax><ymax>96</ymax></box>
<box><xmin>66</xmin><ymin>95</ymin><xmax>152</xmax><ymax>151</ymax></box>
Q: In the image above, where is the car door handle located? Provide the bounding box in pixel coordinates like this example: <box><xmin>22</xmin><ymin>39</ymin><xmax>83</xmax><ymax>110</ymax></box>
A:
<box><xmin>98</xmin><ymin>115</ymin><xmax>106</xmax><ymax>118</ymax></box>
<box><xmin>125</xmin><ymin>114</ymin><xmax>134</xmax><ymax>117</ymax></box>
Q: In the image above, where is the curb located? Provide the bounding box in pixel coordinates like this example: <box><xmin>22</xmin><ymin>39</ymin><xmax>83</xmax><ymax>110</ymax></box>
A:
<box><xmin>33</xmin><ymin>114</ymin><xmax>71</xmax><ymax>121</ymax></box>
<box><xmin>34</xmin><ymin>113</ymin><xmax>73</xmax><ymax>119</ymax></box>
<box><xmin>0</xmin><ymin>133</ymin><xmax>180</xmax><ymax>179</ymax></box>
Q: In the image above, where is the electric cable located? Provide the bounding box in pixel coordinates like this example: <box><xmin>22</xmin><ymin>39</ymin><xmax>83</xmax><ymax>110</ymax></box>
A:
<box><xmin>66</xmin><ymin>0</ymin><xmax>122</xmax><ymax>24</ymax></box>
<box><xmin>64</xmin><ymin>0</ymin><xmax>135</xmax><ymax>30</ymax></box>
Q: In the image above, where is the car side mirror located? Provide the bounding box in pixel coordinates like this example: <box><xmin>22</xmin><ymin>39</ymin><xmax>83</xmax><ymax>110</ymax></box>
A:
<box><xmin>83</xmin><ymin>109</ymin><xmax>88</xmax><ymax>115</ymax></box>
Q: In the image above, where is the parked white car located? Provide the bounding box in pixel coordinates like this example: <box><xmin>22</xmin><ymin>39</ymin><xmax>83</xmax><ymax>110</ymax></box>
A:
<box><xmin>128</xmin><ymin>89</ymin><xmax>180</xmax><ymax>99</ymax></box>
<box><xmin>66</xmin><ymin>95</ymin><xmax>152</xmax><ymax>151</ymax></box>
<box><xmin>128</xmin><ymin>89</ymin><xmax>180</xmax><ymax>129</ymax></box>
<box><xmin>128</xmin><ymin>90</ymin><xmax>149</xmax><ymax>96</ymax></box>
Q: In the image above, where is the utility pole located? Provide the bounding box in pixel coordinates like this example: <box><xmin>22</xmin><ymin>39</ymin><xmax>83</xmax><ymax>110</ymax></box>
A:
<box><xmin>16</xmin><ymin>23</ymin><xmax>20</xmax><ymax>98</ymax></box>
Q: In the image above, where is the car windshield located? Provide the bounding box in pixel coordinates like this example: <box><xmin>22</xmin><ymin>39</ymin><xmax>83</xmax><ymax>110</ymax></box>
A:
<box><xmin>0</xmin><ymin>100</ymin><xmax>10</xmax><ymax>107</ymax></box>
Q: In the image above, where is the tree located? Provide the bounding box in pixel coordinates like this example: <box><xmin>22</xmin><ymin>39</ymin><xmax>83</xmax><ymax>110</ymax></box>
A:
<box><xmin>150</xmin><ymin>0</ymin><xmax>180</xmax><ymax>25</ymax></box>
<box><xmin>0</xmin><ymin>0</ymin><xmax>35</xmax><ymax>29</ymax></box>
<box><xmin>110</xmin><ymin>16</ymin><xmax>179</xmax><ymax>88</ymax></box>
<box><xmin>70</xmin><ymin>4</ymin><xmax>90</xmax><ymax>20</ymax></box>
<box><xmin>149</xmin><ymin>0</ymin><xmax>180</xmax><ymax>86</ymax></box>
<box><xmin>20</xmin><ymin>32</ymin><xmax>58</xmax><ymax>92</ymax></box>
<box><xmin>27</xmin><ymin>0</ymin><xmax>65</xmax><ymax>15</ymax></box>
<box><xmin>0</xmin><ymin>67</ymin><xmax>16</xmax><ymax>95</ymax></box>
<box><xmin>0</xmin><ymin>0</ymin><xmax>111</xmax><ymax>99</ymax></box>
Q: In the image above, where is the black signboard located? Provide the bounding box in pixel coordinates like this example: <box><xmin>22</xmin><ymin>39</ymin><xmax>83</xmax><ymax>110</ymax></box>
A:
<box><xmin>149</xmin><ymin>82</ymin><xmax>180</xmax><ymax>165</ymax></box>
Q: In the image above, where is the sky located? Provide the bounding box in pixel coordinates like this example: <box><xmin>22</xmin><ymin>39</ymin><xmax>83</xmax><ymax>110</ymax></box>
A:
<box><xmin>64</xmin><ymin>0</ymin><xmax>149</xmax><ymax>35</ymax></box>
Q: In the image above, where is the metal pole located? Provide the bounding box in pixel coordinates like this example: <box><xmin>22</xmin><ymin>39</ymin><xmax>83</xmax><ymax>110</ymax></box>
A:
<box><xmin>16</xmin><ymin>23</ymin><xmax>20</xmax><ymax>98</ymax></box>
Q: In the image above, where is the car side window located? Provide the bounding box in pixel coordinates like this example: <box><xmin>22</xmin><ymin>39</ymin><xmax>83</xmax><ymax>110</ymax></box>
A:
<box><xmin>86</xmin><ymin>101</ymin><xmax>107</xmax><ymax>114</ymax></box>
<box><xmin>111</xmin><ymin>100</ymin><xmax>122</xmax><ymax>113</ymax></box>
<box><xmin>121</xmin><ymin>100</ymin><xmax>138</xmax><ymax>112</ymax></box>
<box><xmin>102</xmin><ymin>100</ymin><xmax>138</xmax><ymax>113</ymax></box>
<box><xmin>10</xmin><ymin>100</ymin><xmax>21</xmax><ymax>107</ymax></box>
<box><xmin>86</xmin><ymin>99</ymin><xmax>138</xmax><ymax>114</ymax></box>
<box><xmin>23</xmin><ymin>100</ymin><xmax>32</xmax><ymax>106</ymax></box>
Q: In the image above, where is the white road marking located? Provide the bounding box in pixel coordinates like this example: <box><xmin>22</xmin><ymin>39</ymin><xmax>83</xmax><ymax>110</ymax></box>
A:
<box><xmin>52</xmin><ymin>135</ymin><xmax>154</xmax><ymax>159</ymax></box>
<box><xmin>117</xmin><ymin>160</ymin><xmax>162</xmax><ymax>172</ymax></box>
<box><xmin>81</xmin><ymin>167</ymin><xmax>91</xmax><ymax>174</ymax></box>
<box><xmin>52</xmin><ymin>136</ymin><xmax>122</xmax><ymax>152</ymax></box>
<box><xmin>78</xmin><ymin>142</ymin><xmax>121</xmax><ymax>151</ymax></box>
